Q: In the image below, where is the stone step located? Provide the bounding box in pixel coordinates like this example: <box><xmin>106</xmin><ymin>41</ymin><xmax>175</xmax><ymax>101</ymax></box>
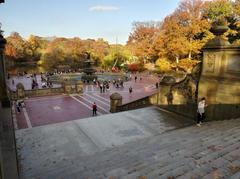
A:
<box><xmin>20</xmin><ymin>118</ymin><xmax>240</xmax><ymax>179</ymax></box>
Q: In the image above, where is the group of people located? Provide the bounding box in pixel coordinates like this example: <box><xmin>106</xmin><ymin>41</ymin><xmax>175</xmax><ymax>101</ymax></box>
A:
<box><xmin>112</xmin><ymin>79</ymin><xmax>124</xmax><ymax>88</ymax></box>
<box><xmin>40</xmin><ymin>73</ymin><xmax>53</xmax><ymax>88</ymax></box>
<box><xmin>29</xmin><ymin>72</ymin><xmax>53</xmax><ymax>89</ymax></box>
<box><xmin>95</xmin><ymin>78</ymin><xmax>125</xmax><ymax>93</ymax></box>
<box><xmin>95</xmin><ymin>80</ymin><xmax>110</xmax><ymax>93</ymax></box>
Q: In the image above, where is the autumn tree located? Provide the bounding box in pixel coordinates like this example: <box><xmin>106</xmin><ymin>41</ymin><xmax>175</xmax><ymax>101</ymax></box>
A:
<box><xmin>40</xmin><ymin>38</ymin><xmax>69</xmax><ymax>69</ymax></box>
<box><xmin>154</xmin><ymin>15</ymin><xmax>189</xmax><ymax>63</ymax></box>
<box><xmin>153</xmin><ymin>0</ymin><xmax>211</xmax><ymax>63</ymax></box>
<box><xmin>127</xmin><ymin>21</ymin><xmax>161</xmax><ymax>63</ymax></box>
<box><xmin>26</xmin><ymin>35</ymin><xmax>48</xmax><ymax>62</ymax></box>
<box><xmin>175</xmin><ymin>0</ymin><xmax>211</xmax><ymax>59</ymax></box>
<box><xmin>83</xmin><ymin>38</ymin><xmax>109</xmax><ymax>66</ymax></box>
<box><xmin>5</xmin><ymin>32</ymin><xmax>27</xmax><ymax>63</ymax></box>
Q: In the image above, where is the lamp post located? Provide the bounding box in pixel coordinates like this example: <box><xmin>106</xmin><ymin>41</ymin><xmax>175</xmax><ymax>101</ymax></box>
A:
<box><xmin>0</xmin><ymin>23</ymin><xmax>10</xmax><ymax>107</ymax></box>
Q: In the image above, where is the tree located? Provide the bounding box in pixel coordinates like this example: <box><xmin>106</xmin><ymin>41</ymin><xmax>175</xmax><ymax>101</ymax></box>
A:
<box><xmin>83</xmin><ymin>38</ymin><xmax>109</xmax><ymax>66</ymax></box>
<box><xmin>26</xmin><ymin>35</ymin><xmax>48</xmax><ymax>61</ymax></box>
<box><xmin>155</xmin><ymin>58</ymin><xmax>172</xmax><ymax>73</ymax></box>
<box><xmin>127</xmin><ymin>21</ymin><xmax>161</xmax><ymax>63</ymax></box>
<box><xmin>205</xmin><ymin>0</ymin><xmax>233</xmax><ymax>20</ymax></box>
<box><xmin>154</xmin><ymin>15</ymin><xmax>189</xmax><ymax>62</ymax></box>
<box><xmin>152</xmin><ymin>0</ymin><xmax>213</xmax><ymax>66</ymax></box>
<box><xmin>175</xmin><ymin>0</ymin><xmax>211</xmax><ymax>59</ymax></box>
<box><xmin>41</xmin><ymin>47</ymin><xmax>66</xmax><ymax>69</ymax></box>
<box><xmin>102</xmin><ymin>44</ymin><xmax>131</xmax><ymax>70</ymax></box>
<box><xmin>5</xmin><ymin>32</ymin><xmax>26</xmax><ymax>61</ymax></box>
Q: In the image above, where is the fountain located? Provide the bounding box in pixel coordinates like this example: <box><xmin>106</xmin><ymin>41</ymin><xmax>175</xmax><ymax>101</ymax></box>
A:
<box><xmin>48</xmin><ymin>52</ymin><xmax>130</xmax><ymax>84</ymax></box>
<box><xmin>81</xmin><ymin>52</ymin><xmax>97</xmax><ymax>83</ymax></box>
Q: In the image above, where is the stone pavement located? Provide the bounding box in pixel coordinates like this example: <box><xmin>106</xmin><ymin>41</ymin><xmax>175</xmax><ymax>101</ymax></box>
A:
<box><xmin>16</xmin><ymin>106</ymin><xmax>240</xmax><ymax>179</ymax></box>
<box><xmin>14</xmin><ymin>74</ymin><xmax>160</xmax><ymax>129</ymax></box>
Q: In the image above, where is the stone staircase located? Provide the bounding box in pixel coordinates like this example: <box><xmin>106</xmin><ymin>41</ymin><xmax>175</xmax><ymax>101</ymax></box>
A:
<box><xmin>19</xmin><ymin>117</ymin><xmax>240</xmax><ymax>179</ymax></box>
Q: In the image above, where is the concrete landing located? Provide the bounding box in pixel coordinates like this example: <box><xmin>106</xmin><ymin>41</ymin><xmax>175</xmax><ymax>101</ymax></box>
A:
<box><xmin>16</xmin><ymin>106</ymin><xmax>193</xmax><ymax>178</ymax></box>
<box><xmin>16</xmin><ymin>106</ymin><xmax>240</xmax><ymax>179</ymax></box>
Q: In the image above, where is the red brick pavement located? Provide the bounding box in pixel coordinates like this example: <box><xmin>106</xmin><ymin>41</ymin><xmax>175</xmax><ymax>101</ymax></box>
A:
<box><xmin>14</xmin><ymin>75</ymin><xmax>160</xmax><ymax>129</ymax></box>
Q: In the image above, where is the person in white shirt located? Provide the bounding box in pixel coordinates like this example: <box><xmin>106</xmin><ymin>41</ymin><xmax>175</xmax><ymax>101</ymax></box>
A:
<box><xmin>197</xmin><ymin>97</ymin><xmax>207</xmax><ymax>127</ymax></box>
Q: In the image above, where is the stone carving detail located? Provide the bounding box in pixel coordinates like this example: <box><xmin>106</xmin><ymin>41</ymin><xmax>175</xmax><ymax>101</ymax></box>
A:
<box><xmin>206</xmin><ymin>54</ymin><xmax>216</xmax><ymax>72</ymax></box>
<box><xmin>227</xmin><ymin>55</ymin><xmax>240</xmax><ymax>73</ymax></box>
<box><xmin>163</xmin><ymin>63</ymin><xmax>201</xmax><ymax>104</ymax></box>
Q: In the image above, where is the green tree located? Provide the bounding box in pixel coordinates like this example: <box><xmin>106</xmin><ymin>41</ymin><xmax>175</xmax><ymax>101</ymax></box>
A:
<box><xmin>205</xmin><ymin>0</ymin><xmax>233</xmax><ymax>20</ymax></box>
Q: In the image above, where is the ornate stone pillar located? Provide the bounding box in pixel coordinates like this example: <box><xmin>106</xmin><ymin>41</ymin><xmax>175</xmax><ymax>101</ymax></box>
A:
<box><xmin>110</xmin><ymin>92</ymin><xmax>122</xmax><ymax>113</ymax></box>
<box><xmin>75</xmin><ymin>81</ymin><xmax>83</xmax><ymax>93</ymax></box>
<box><xmin>199</xmin><ymin>25</ymin><xmax>240</xmax><ymax>120</ymax></box>
<box><xmin>16</xmin><ymin>83</ymin><xmax>25</xmax><ymax>99</ymax></box>
<box><xmin>0</xmin><ymin>27</ymin><xmax>10</xmax><ymax>107</ymax></box>
<box><xmin>63</xmin><ymin>81</ymin><xmax>72</xmax><ymax>94</ymax></box>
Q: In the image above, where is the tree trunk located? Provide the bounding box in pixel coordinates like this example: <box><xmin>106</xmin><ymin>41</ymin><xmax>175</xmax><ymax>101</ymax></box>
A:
<box><xmin>188</xmin><ymin>51</ymin><xmax>192</xmax><ymax>59</ymax></box>
<box><xmin>176</xmin><ymin>56</ymin><xmax>179</xmax><ymax>72</ymax></box>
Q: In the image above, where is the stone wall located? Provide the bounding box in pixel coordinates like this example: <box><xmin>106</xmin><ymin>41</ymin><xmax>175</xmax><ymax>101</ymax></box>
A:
<box><xmin>0</xmin><ymin>105</ymin><xmax>19</xmax><ymax>179</ymax></box>
<box><xmin>10</xmin><ymin>87</ymin><xmax>64</xmax><ymax>100</ymax></box>
<box><xmin>149</xmin><ymin>86</ymin><xmax>197</xmax><ymax>119</ymax></box>
<box><xmin>116</xmin><ymin>96</ymin><xmax>151</xmax><ymax>112</ymax></box>
<box><xmin>9</xmin><ymin>81</ymin><xmax>83</xmax><ymax>100</ymax></box>
<box><xmin>199</xmin><ymin>45</ymin><xmax>240</xmax><ymax>120</ymax></box>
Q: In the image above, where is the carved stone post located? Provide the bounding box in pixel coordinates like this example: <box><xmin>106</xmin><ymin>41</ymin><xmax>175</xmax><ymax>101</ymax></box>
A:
<box><xmin>199</xmin><ymin>25</ymin><xmax>240</xmax><ymax>120</ymax></box>
<box><xmin>64</xmin><ymin>81</ymin><xmax>72</xmax><ymax>94</ymax></box>
<box><xmin>16</xmin><ymin>83</ymin><xmax>25</xmax><ymax>99</ymax></box>
<box><xmin>110</xmin><ymin>92</ymin><xmax>122</xmax><ymax>113</ymax></box>
<box><xmin>75</xmin><ymin>81</ymin><xmax>83</xmax><ymax>93</ymax></box>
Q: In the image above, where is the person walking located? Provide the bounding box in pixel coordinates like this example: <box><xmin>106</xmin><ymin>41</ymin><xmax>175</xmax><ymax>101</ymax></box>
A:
<box><xmin>197</xmin><ymin>97</ymin><xmax>207</xmax><ymax>127</ymax></box>
<box><xmin>16</xmin><ymin>101</ymin><xmax>21</xmax><ymax>113</ymax></box>
<box><xmin>129</xmin><ymin>86</ymin><xmax>133</xmax><ymax>94</ymax></box>
<box><xmin>99</xmin><ymin>84</ymin><xmax>103</xmax><ymax>93</ymax></box>
<box><xmin>134</xmin><ymin>76</ymin><xmax>137</xmax><ymax>82</ymax></box>
<box><xmin>92</xmin><ymin>102</ymin><xmax>97</xmax><ymax>116</ymax></box>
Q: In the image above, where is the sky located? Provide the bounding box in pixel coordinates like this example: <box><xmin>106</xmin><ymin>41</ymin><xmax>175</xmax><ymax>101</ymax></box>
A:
<box><xmin>0</xmin><ymin>0</ymin><xmax>181</xmax><ymax>44</ymax></box>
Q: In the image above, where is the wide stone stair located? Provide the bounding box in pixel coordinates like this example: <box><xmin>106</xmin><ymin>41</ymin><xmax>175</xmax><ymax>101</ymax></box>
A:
<box><xmin>21</xmin><ymin>118</ymin><xmax>240</xmax><ymax>179</ymax></box>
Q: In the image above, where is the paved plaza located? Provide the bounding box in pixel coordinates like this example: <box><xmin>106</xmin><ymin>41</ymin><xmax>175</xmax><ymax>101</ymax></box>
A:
<box><xmin>11</xmin><ymin>74</ymin><xmax>160</xmax><ymax>129</ymax></box>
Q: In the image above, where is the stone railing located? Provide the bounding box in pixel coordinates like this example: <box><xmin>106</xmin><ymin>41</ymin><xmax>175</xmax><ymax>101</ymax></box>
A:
<box><xmin>9</xmin><ymin>81</ymin><xmax>84</xmax><ymax>100</ymax></box>
<box><xmin>115</xmin><ymin>96</ymin><xmax>151</xmax><ymax>112</ymax></box>
<box><xmin>9</xmin><ymin>87</ymin><xmax>64</xmax><ymax>100</ymax></box>
<box><xmin>109</xmin><ymin>68</ymin><xmax>200</xmax><ymax>117</ymax></box>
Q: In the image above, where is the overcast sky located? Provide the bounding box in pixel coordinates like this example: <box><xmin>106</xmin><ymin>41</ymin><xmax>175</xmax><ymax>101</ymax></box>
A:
<box><xmin>0</xmin><ymin>0</ymin><xmax>181</xmax><ymax>44</ymax></box>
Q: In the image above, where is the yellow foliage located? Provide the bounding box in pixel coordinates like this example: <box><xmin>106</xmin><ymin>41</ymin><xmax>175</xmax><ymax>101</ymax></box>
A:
<box><xmin>144</xmin><ymin>63</ymin><xmax>155</xmax><ymax>71</ymax></box>
<box><xmin>178</xmin><ymin>58</ymin><xmax>200</xmax><ymax>72</ymax></box>
<box><xmin>155</xmin><ymin>58</ymin><xmax>172</xmax><ymax>73</ymax></box>
<box><xmin>37</xmin><ymin>60</ymin><xmax>43</xmax><ymax>65</ymax></box>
